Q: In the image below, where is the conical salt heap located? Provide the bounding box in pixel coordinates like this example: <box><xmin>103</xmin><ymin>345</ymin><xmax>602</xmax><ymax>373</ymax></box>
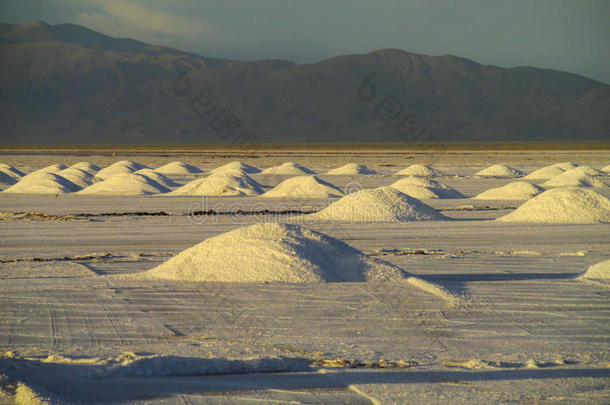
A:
<box><xmin>210</xmin><ymin>161</ymin><xmax>261</xmax><ymax>175</ymax></box>
<box><xmin>135</xmin><ymin>169</ymin><xmax>180</xmax><ymax>188</ymax></box>
<box><xmin>310</xmin><ymin>186</ymin><xmax>447</xmax><ymax>222</ymax></box>
<box><xmin>78</xmin><ymin>173</ymin><xmax>169</xmax><ymax>195</ymax></box>
<box><xmin>395</xmin><ymin>164</ymin><xmax>444</xmax><ymax>177</ymax></box>
<box><xmin>543</xmin><ymin>169</ymin><xmax>606</xmax><ymax>188</ymax></box>
<box><xmin>475</xmin><ymin>164</ymin><xmax>524</xmax><ymax>177</ymax></box>
<box><xmin>154</xmin><ymin>161</ymin><xmax>203</xmax><ymax>175</ymax></box>
<box><xmin>95</xmin><ymin>161</ymin><xmax>149</xmax><ymax>180</ymax></box>
<box><xmin>57</xmin><ymin>167</ymin><xmax>96</xmax><ymax>188</ymax></box>
<box><xmin>169</xmin><ymin>173</ymin><xmax>263</xmax><ymax>196</ymax></box>
<box><xmin>263</xmin><ymin>176</ymin><xmax>343</xmax><ymax>198</ymax></box>
<box><xmin>497</xmin><ymin>188</ymin><xmax>610</xmax><ymax>223</ymax></box>
<box><xmin>390</xmin><ymin>177</ymin><xmax>464</xmax><ymax>199</ymax></box>
<box><xmin>3</xmin><ymin>172</ymin><xmax>81</xmax><ymax>194</ymax></box>
<box><xmin>579</xmin><ymin>259</ymin><xmax>610</xmax><ymax>282</ymax></box>
<box><xmin>326</xmin><ymin>163</ymin><xmax>377</xmax><ymax>175</ymax></box>
<box><xmin>261</xmin><ymin>162</ymin><xmax>315</xmax><ymax>175</ymax></box>
<box><xmin>472</xmin><ymin>182</ymin><xmax>545</xmax><ymax>200</ymax></box>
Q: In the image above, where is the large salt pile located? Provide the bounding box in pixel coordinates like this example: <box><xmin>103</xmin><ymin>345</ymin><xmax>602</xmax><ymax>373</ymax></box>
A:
<box><xmin>395</xmin><ymin>164</ymin><xmax>444</xmax><ymax>177</ymax></box>
<box><xmin>28</xmin><ymin>163</ymin><xmax>68</xmax><ymax>176</ymax></box>
<box><xmin>475</xmin><ymin>164</ymin><xmax>524</xmax><ymax>177</ymax></box>
<box><xmin>579</xmin><ymin>259</ymin><xmax>610</xmax><ymax>283</ymax></box>
<box><xmin>523</xmin><ymin>162</ymin><xmax>578</xmax><ymax>180</ymax></box>
<box><xmin>0</xmin><ymin>164</ymin><xmax>25</xmax><ymax>178</ymax></box>
<box><xmin>310</xmin><ymin>186</ymin><xmax>447</xmax><ymax>222</ymax></box>
<box><xmin>497</xmin><ymin>188</ymin><xmax>610</xmax><ymax>223</ymax></box>
<box><xmin>263</xmin><ymin>176</ymin><xmax>344</xmax><ymax>198</ymax></box>
<box><xmin>261</xmin><ymin>162</ymin><xmax>315</xmax><ymax>175</ymax></box>
<box><xmin>57</xmin><ymin>168</ymin><xmax>95</xmax><ymax>188</ymax></box>
<box><xmin>154</xmin><ymin>161</ymin><xmax>203</xmax><ymax>175</ymax></box>
<box><xmin>135</xmin><ymin>169</ymin><xmax>180</xmax><ymax>188</ymax></box>
<box><xmin>78</xmin><ymin>173</ymin><xmax>169</xmax><ymax>195</ymax></box>
<box><xmin>473</xmin><ymin>182</ymin><xmax>545</xmax><ymax>200</ymax></box>
<box><xmin>390</xmin><ymin>177</ymin><xmax>464</xmax><ymax>199</ymax></box>
<box><xmin>326</xmin><ymin>163</ymin><xmax>376</xmax><ymax>175</ymax></box>
<box><xmin>169</xmin><ymin>173</ymin><xmax>263</xmax><ymax>196</ymax></box>
<box><xmin>542</xmin><ymin>169</ymin><xmax>606</xmax><ymax>188</ymax></box>
<box><xmin>602</xmin><ymin>164</ymin><xmax>610</xmax><ymax>174</ymax></box>
<box><xmin>3</xmin><ymin>172</ymin><xmax>81</xmax><ymax>194</ymax></box>
<box><xmin>95</xmin><ymin>161</ymin><xmax>149</xmax><ymax>180</ymax></box>
<box><xmin>566</xmin><ymin>165</ymin><xmax>605</xmax><ymax>176</ymax></box>
<box><xmin>69</xmin><ymin>162</ymin><xmax>100</xmax><ymax>174</ymax></box>
<box><xmin>133</xmin><ymin>223</ymin><xmax>407</xmax><ymax>282</ymax></box>
<box><xmin>210</xmin><ymin>161</ymin><xmax>261</xmax><ymax>175</ymax></box>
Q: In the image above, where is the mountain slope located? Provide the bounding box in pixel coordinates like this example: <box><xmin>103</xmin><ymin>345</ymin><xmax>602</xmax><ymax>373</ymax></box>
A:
<box><xmin>0</xmin><ymin>22</ymin><xmax>608</xmax><ymax>145</ymax></box>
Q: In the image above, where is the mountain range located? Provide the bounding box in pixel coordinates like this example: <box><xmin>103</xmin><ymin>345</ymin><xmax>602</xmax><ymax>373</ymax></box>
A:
<box><xmin>1</xmin><ymin>21</ymin><xmax>608</xmax><ymax>146</ymax></box>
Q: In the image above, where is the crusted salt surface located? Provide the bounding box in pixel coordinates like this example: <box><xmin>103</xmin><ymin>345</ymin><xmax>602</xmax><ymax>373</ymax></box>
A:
<box><xmin>310</xmin><ymin>186</ymin><xmax>447</xmax><ymax>222</ymax></box>
<box><xmin>134</xmin><ymin>169</ymin><xmax>180</xmax><ymax>188</ymax></box>
<box><xmin>169</xmin><ymin>173</ymin><xmax>263</xmax><ymax>196</ymax></box>
<box><xmin>580</xmin><ymin>259</ymin><xmax>610</xmax><ymax>282</ymax></box>
<box><xmin>133</xmin><ymin>223</ymin><xmax>407</xmax><ymax>283</ymax></box>
<box><xmin>395</xmin><ymin>165</ymin><xmax>444</xmax><ymax>177</ymax></box>
<box><xmin>261</xmin><ymin>162</ymin><xmax>315</xmax><ymax>175</ymax></box>
<box><xmin>210</xmin><ymin>161</ymin><xmax>261</xmax><ymax>175</ymax></box>
<box><xmin>542</xmin><ymin>169</ymin><xmax>607</xmax><ymax>188</ymax></box>
<box><xmin>57</xmin><ymin>168</ymin><xmax>95</xmax><ymax>188</ymax></box>
<box><xmin>94</xmin><ymin>161</ymin><xmax>148</xmax><ymax>180</ymax></box>
<box><xmin>263</xmin><ymin>176</ymin><xmax>343</xmax><ymax>198</ymax></box>
<box><xmin>497</xmin><ymin>188</ymin><xmax>610</xmax><ymax>223</ymax></box>
<box><xmin>472</xmin><ymin>182</ymin><xmax>545</xmax><ymax>200</ymax></box>
<box><xmin>475</xmin><ymin>164</ymin><xmax>525</xmax><ymax>177</ymax></box>
<box><xmin>78</xmin><ymin>173</ymin><xmax>169</xmax><ymax>195</ymax></box>
<box><xmin>390</xmin><ymin>177</ymin><xmax>464</xmax><ymax>199</ymax></box>
<box><xmin>326</xmin><ymin>163</ymin><xmax>376</xmax><ymax>175</ymax></box>
<box><xmin>2</xmin><ymin>172</ymin><xmax>81</xmax><ymax>194</ymax></box>
<box><xmin>154</xmin><ymin>161</ymin><xmax>203</xmax><ymax>174</ymax></box>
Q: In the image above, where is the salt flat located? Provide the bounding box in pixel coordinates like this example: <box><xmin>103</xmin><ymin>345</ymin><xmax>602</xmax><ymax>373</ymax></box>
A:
<box><xmin>0</xmin><ymin>150</ymin><xmax>609</xmax><ymax>404</ymax></box>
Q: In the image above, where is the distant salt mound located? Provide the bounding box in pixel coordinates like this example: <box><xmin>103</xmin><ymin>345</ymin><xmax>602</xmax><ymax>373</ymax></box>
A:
<box><xmin>69</xmin><ymin>162</ymin><xmax>100</xmax><ymax>174</ymax></box>
<box><xmin>390</xmin><ymin>177</ymin><xmax>464</xmax><ymax>199</ymax></box>
<box><xmin>602</xmin><ymin>164</ymin><xmax>610</xmax><ymax>173</ymax></box>
<box><xmin>310</xmin><ymin>186</ymin><xmax>447</xmax><ymax>222</ymax></box>
<box><xmin>57</xmin><ymin>168</ymin><xmax>95</xmax><ymax>188</ymax></box>
<box><xmin>395</xmin><ymin>165</ymin><xmax>444</xmax><ymax>177</ymax></box>
<box><xmin>567</xmin><ymin>165</ymin><xmax>604</xmax><ymax>176</ymax></box>
<box><xmin>0</xmin><ymin>164</ymin><xmax>25</xmax><ymax>178</ymax></box>
<box><xmin>170</xmin><ymin>173</ymin><xmax>263</xmax><ymax>196</ymax></box>
<box><xmin>497</xmin><ymin>188</ymin><xmax>610</xmax><ymax>223</ymax></box>
<box><xmin>134</xmin><ymin>223</ymin><xmax>407</xmax><ymax>283</ymax></box>
<box><xmin>261</xmin><ymin>162</ymin><xmax>315</xmax><ymax>175</ymax></box>
<box><xmin>579</xmin><ymin>259</ymin><xmax>610</xmax><ymax>283</ymax></box>
<box><xmin>263</xmin><ymin>176</ymin><xmax>344</xmax><ymax>198</ymax></box>
<box><xmin>473</xmin><ymin>182</ymin><xmax>545</xmax><ymax>200</ymax></box>
<box><xmin>210</xmin><ymin>161</ymin><xmax>261</xmax><ymax>175</ymax></box>
<box><xmin>135</xmin><ymin>169</ymin><xmax>180</xmax><ymax>188</ymax></box>
<box><xmin>542</xmin><ymin>169</ymin><xmax>606</xmax><ymax>188</ymax></box>
<box><xmin>78</xmin><ymin>173</ymin><xmax>169</xmax><ymax>195</ymax></box>
<box><xmin>27</xmin><ymin>163</ymin><xmax>68</xmax><ymax>176</ymax></box>
<box><xmin>154</xmin><ymin>161</ymin><xmax>203</xmax><ymax>175</ymax></box>
<box><xmin>3</xmin><ymin>172</ymin><xmax>81</xmax><ymax>194</ymax></box>
<box><xmin>524</xmin><ymin>162</ymin><xmax>578</xmax><ymax>180</ymax></box>
<box><xmin>326</xmin><ymin>163</ymin><xmax>376</xmax><ymax>175</ymax></box>
<box><xmin>475</xmin><ymin>164</ymin><xmax>525</xmax><ymax>177</ymax></box>
<box><xmin>95</xmin><ymin>161</ymin><xmax>149</xmax><ymax>180</ymax></box>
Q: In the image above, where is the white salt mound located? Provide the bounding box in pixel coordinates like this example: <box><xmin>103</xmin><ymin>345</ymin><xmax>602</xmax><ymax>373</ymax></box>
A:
<box><xmin>602</xmin><ymin>164</ymin><xmax>610</xmax><ymax>174</ymax></box>
<box><xmin>57</xmin><ymin>168</ymin><xmax>95</xmax><ymax>188</ymax></box>
<box><xmin>326</xmin><ymin>163</ymin><xmax>376</xmax><ymax>175</ymax></box>
<box><xmin>524</xmin><ymin>162</ymin><xmax>578</xmax><ymax>180</ymax></box>
<box><xmin>553</xmin><ymin>162</ymin><xmax>579</xmax><ymax>171</ymax></box>
<box><xmin>261</xmin><ymin>162</ymin><xmax>315</xmax><ymax>175</ymax></box>
<box><xmin>580</xmin><ymin>259</ymin><xmax>610</xmax><ymax>282</ymax></box>
<box><xmin>69</xmin><ymin>162</ymin><xmax>100</xmax><ymax>174</ymax></box>
<box><xmin>263</xmin><ymin>176</ymin><xmax>343</xmax><ymax>198</ymax></box>
<box><xmin>134</xmin><ymin>223</ymin><xmax>407</xmax><ymax>283</ymax></box>
<box><xmin>78</xmin><ymin>173</ymin><xmax>169</xmax><ymax>195</ymax></box>
<box><xmin>154</xmin><ymin>161</ymin><xmax>203</xmax><ymax>174</ymax></box>
<box><xmin>473</xmin><ymin>182</ymin><xmax>545</xmax><ymax>200</ymax></box>
<box><xmin>497</xmin><ymin>188</ymin><xmax>610</xmax><ymax>223</ymax></box>
<box><xmin>0</xmin><ymin>164</ymin><xmax>25</xmax><ymax>177</ymax></box>
<box><xmin>567</xmin><ymin>165</ymin><xmax>604</xmax><ymax>176</ymax></box>
<box><xmin>390</xmin><ymin>177</ymin><xmax>464</xmax><ymax>199</ymax></box>
<box><xmin>169</xmin><ymin>173</ymin><xmax>263</xmax><ymax>196</ymax></box>
<box><xmin>310</xmin><ymin>186</ymin><xmax>447</xmax><ymax>222</ymax></box>
<box><xmin>395</xmin><ymin>164</ymin><xmax>444</xmax><ymax>177</ymax></box>
<box><xmin>135</xmin><ymin>169</ymin><xmax>180</xmax><ymax>187</ymax></box>
<box><xmin>3</xmin><ymin>172</ymin><xmax>81</xmax><ymax>194</ymax></box>
<box><xmin>210</xmin><ymin>161</ymin><xmax>261</xmax><ymax>175</ymax></box>
<box><xmin>542</xmin><ymin>169</ymin><xmax>606</xmax><ymax>188</ymax></box>
<box><xmin>475</xmin><ymin>164</ymin><xmax>525</xmax><ymax>177</ymax></box>
<box><xmin>27</xmin><ymin>163</ymin><xmax>68</xmax><ymax>176</ymax></box>
<box><xmin>95</xmin><ymin>160</ymin><xmax>149</xmax><ymax>180</ymax></box>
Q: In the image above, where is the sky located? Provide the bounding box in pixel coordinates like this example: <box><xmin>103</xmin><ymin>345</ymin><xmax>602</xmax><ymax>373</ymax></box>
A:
<box><xmin>2</xmin><ymin>0</ymin><xmax>609</xmax><ymax>83</ymax></box>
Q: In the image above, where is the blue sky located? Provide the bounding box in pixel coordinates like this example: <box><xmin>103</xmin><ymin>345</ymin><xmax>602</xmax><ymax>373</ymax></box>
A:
<box><xmin>2</xmin><ymin>0</ymin><xmax>609</xmax><ymax>83</ymax></box>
